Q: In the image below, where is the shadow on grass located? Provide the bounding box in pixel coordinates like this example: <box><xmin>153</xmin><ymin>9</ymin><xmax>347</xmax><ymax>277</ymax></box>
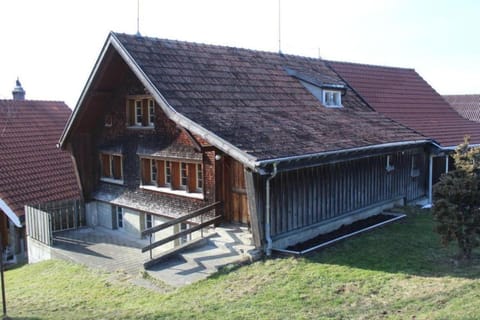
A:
<box><xmin>300</xmin><ymin>209</ymin><xmax>480</xmax><ymax>279</ymax></box>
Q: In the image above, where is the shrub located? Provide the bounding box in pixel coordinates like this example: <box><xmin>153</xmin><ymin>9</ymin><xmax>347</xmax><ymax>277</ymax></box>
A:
<box><xmin>432</xmin><ymin>138</ymin><xmax>480</xmax><ymax>260</ymax></box>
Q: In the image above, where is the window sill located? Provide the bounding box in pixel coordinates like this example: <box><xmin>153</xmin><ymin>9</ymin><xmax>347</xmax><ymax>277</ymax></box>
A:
<box><xmin>127</xmin><ymin>125</ymin><xmax>154</xmax><ymax>130</ymax></box>
<box><xmin>100</xmin><ymin>177</ymin><xmax>124</xmax><ymax>185</ymax></box>
<box><xmin>140</xmin><ymin>185</ymin><xmax>204</xmax><ymax>200</ymax></box>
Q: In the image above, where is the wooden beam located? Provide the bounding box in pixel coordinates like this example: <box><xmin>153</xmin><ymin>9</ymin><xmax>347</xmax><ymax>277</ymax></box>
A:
<box><xmin>244</xmin><ymin>169</ymin><xmax>263</xmax><ymax>248</ymax></box>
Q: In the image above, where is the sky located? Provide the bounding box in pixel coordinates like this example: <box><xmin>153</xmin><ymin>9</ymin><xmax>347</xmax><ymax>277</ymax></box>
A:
<box><xmin>1</xmin><ymin>0</ymin><xmax>479</xmax><ymax>108</ymax></box>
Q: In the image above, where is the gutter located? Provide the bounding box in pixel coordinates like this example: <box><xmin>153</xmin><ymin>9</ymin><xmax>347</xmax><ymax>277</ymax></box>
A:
<box><xmin>255</xmin><ymin>139</ymin><xmax>435</xmax><ymax>170</ymax></box>
<box><xmin>265</xmin><ymin>162</ymin><xmax>278</xmax><ymax>256</ymax></box>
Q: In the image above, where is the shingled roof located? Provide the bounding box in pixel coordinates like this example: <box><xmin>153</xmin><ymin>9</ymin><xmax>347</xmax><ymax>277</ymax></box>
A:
<box><xmin>62</xmin><ymin>33</ymin><xmax>429</xmax><ymax>171</ymax></box>
<box><xmin>0</xmin><ymin>100</ymin><xmax>80</xmax><ymax>224</ymax></box>
<box><xmin>328</xmin><ymin>61</ymin><xmax>480</xmax><ymax>148</ymax></box>
<box><xmin>443</xmin><ymin>94</ymin><xmax>480</xmax><ymax>123</ymax></box>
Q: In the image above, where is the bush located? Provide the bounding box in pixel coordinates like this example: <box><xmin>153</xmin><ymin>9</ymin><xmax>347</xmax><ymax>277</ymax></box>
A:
<box><xmin>432</xmin><ymin>138</ymin><xmax>480</xmax><ymax>260</ymax></box>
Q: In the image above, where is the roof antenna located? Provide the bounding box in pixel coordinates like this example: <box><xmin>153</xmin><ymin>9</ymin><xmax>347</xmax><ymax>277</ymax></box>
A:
<box><xmin>278</xmin><ymin>0</ymin><xmax>282</xmax><ymax>54</ymax></box>
<box><xmin>136</xmin><ymin>0</ymin><xmax>141</xmax><ymax>36</ymax></box>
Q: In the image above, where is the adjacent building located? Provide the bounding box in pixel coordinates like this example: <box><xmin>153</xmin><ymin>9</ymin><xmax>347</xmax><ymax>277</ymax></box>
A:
<box><xmin>0</xmin><ymin>80</ymin><xmax>80</xmax><ymax>262</ymax></box>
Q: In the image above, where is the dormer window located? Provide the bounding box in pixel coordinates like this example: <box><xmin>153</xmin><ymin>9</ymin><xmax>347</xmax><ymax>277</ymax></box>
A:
<box><xmin>127</xmin><ymin>95</ymin><xmax>155</xmax><ymax>128</ymax></box>
<box><xmin>323</xmin><ymin>90</ymin><xmax>342</xmax><ymax>107</ymax></box>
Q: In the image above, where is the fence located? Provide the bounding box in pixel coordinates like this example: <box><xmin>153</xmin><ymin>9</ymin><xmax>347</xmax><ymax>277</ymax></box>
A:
<box><xmin>25</xmin><ymin>199</ymin><xmax>84</xmax><ymax>246</ymax></box>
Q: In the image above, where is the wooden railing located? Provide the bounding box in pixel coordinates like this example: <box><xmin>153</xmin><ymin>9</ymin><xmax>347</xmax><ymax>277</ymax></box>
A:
<box><xmin>141</xmin><ymin>201</ymin><xmax>223</xmax><ymax>258</ymax></box>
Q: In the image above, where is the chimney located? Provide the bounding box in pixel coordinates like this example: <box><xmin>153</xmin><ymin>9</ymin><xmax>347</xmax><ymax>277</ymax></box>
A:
<box><xmin>12</xmin><ymin>78</ymin><xmax>26</xmax><ymax>100</ymax></box>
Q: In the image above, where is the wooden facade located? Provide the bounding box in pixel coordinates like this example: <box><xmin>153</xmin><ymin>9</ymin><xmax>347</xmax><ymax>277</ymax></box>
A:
<box><xmin>244</xmin><ymin>148</ymin><xmax>428</xmax><ymax>246</ymax></box>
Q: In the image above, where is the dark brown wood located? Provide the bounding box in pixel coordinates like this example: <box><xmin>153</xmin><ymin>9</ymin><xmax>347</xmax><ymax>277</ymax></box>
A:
<box><xmin>142</xmin><ymin>215</ymin><xmax>222</xmax><ymax>252</ymax></box>
<box><xmin>141</xmin><ymin>158</ymin><xmax>151</xmax><ymax>184</ymax></box>
<box><xmin>141</xmin><ymin>201</ymin><xmax>222</xmax><ymax>237</ymax></box>
<box><xmin>171</xmin><ymin>162</ymin><xmax>180</xmax><ymax>189</ymax></box>
<box><xmin>142</xmin><ymin>98</ymin><xmax>149</xmax><ymax>126</ymax></box>
<box><xmin>112</xmin><ymin>155</ymin><xmax>122</xmax><ymax>179</ymax></box>
<box><xmin>156</xmin><ymin>160</ymin><xmax>165</xmax><ymax>186</ymax></box>
<box><xmin>128</xmin><ymin>99</ymin><xmax>135</xmax><ymax>126</ymax></box>
<box><xmin>187</xmin><ymin>163</ymin><xmax>196</xmax><ymax>192</ymax></box>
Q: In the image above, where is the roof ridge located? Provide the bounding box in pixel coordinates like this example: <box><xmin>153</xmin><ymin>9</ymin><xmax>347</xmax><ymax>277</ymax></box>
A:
<box><xmin>326</xmin><ymin>59</ymin><xmax>415</xmax><ymax>72</ymax></box>
<box><xmin>0</xmin><ymin>99</ymin><xmax>67</xmax><ymax>104</ymax></box>
<box><xmin>112</xmin><ymin>32</ymin><xmax>325</xmax><ymax>63</ymax></box>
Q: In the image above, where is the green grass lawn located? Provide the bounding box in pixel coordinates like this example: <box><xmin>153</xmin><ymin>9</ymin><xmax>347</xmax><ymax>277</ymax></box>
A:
<box><xmin>5</xmin><ymin>208</ymin><xmax>480</xmax><ymax>319</ymax></box>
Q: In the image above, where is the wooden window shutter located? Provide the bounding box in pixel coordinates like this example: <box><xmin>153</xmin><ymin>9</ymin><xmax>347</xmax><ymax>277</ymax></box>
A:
<box><xmin>128</xmin><ymin>99</ymin><xmax>135</xmax><ymax>126</ymax></box>
<box><xmin>187</xmin><ymin>163</ymin><xmax>196</xmax><ymax>193</ymax></box>
<box><xmin>101</xmin><ymin>154</ymin><xmax>110</xmax><ymax>177</ymax></box>
<box><xmin>142</xmin><ymin>99</ymin><xmax>149</xmax><ymax>126</ymax></box>
<box><xmin>171</xmin><ymin>162</ymin><xmax>180</xmax><ymax>190</ymax></box>
<box><xmin>156</xmin><ymin>160</ymin><xmax>165</xmax><ymax>186</ymax></box>
<box><xmin>112</xmin><ymin>155</ymin><xmax>122</xmax><ymax>179</ymax></box>
<box><xmin>141</xmin><ymin>158</ymin><xmax>151</xmax><ymax>184</ymax></box>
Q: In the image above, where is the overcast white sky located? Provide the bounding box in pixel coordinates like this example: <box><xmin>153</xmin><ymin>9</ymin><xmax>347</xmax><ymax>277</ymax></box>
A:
<box><xmin>1</xmin><ymin>0</ymin><xmax>479</xmax><ymax>108</ymax></box>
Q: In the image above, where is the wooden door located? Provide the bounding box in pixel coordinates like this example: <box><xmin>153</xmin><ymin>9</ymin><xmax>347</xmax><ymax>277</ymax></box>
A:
<box><xmin>223</xmin><ymin>157</ymin><xmax>250</xmax><ymax>224</ymax></box>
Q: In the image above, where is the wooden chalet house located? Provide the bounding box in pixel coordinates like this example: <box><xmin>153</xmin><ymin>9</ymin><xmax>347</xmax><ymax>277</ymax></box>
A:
<box><xmin>60</xmin><ymin>32</ymin><xmax>436</xmax><ymax>254</ymax></box>
<box><xmin>0</xmin><ymin>80</ymin><xmax>80</xmax><ymax>262</ymax></box>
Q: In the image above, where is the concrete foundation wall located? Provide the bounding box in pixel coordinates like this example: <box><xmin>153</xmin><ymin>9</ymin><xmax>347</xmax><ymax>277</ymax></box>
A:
<box><xmin>85</xmin><ymin>201</ymin><xmax>98</xmax><ymax>227</ymax></box>
<box><xmin>97</xmin><ymin>202</ymin><xmax>114</xmax><ymax>229</ymax></box>
<box><xmin>27</xmin><ymin>236</ymin><xmax>52</xmax><ymax>264</ymax></box>
<box><xmin>123</xmin><ymin>208</ymin><xmax>141</xmax><ymax>237</ymax></box>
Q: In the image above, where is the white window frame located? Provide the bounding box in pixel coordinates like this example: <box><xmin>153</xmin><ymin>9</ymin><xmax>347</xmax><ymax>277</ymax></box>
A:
<box><xmin>322</xmin><ymin>90</ymin><xmax>342</xmax><ymax>108</ymax></box>
<box><xmin>196</xmin><ymin>163</ymin><xmax>203</xmax><ymax>192</ymax></box>
<box><xmin>165</xmin><ymin>161</ymin><xmax>172</xmax><ymax>186</ymax></box>
<box><xmin>145</xmin><ymin>214</ymin><xmax>153</xmax><ymax>230</ymax></box>
<box><xmin>180</xmin><ymin>223</ymin><xmax>191</xmax><ymax>245</ymax></box>
<box><xmin>148</xmin><ymin>99</ymin><xmax>155</xmax><ymax>126</ymax></box>
<box><xmin>135</xmin><ymin>100</ymin><xmax>143</xmax><ymax>126</ymax></box>
<box><xmin>150</xmin><ymin>159</ymin><xmax>157</xmax><ymax>184</ymax></box>
<box><xmin>180</xmin><ymin>162</ymin><xmax>188</xmax><ymax>189</ymax></box>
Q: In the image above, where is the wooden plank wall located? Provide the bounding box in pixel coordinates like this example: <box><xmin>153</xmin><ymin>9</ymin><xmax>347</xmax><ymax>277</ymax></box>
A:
<box><xmin>267</xmin><ymin>150</ymin><xmax>427</xmax><ymax>238</ymax></box>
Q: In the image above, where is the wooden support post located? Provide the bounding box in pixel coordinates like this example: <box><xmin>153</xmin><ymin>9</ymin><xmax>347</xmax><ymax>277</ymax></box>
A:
<box><xmin>244</xmin><ymin>169</ymin><xmax>263</xmax><ymax>248</ymax></box>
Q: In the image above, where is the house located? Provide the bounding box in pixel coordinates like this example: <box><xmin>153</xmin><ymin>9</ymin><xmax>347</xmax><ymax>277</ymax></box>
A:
<box><xmin>60</xmin><ymin>32</ymin><xmax>435</xmax><ymax>254</ymax></box>
<box><xmin>327</xmin><ymin>62</ymin><xmax>480</xmax><ymax>198</ymax></box>
<box><xmin>0</xmin><ymin>80</ymin><xmax>80</xmax><ymax>262</ymax></box>
<box><xmin>443</xmin><ymin>94</ymin><xmax>480</xmax><ymax>123</ymax></box>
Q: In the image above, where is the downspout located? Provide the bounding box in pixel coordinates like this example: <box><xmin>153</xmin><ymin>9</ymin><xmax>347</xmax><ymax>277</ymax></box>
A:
<box><xmin>265</xmin><ymin>162</ymin><xmax>278</xmax><ymax>256</ymax></box>
<box><xmin>426</xmin><ymin>153</ymin><xmax>434</xmax><ymax>208</ymax></box>
<box><xmin>445</xmin><ymin>154</ymin><xmax>449</xmax><ymax>173</ymax></box>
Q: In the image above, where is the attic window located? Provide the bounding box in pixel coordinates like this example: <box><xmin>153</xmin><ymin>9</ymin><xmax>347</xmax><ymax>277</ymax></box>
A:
<box><xmin>126</xmin><ymin>96</ymin><xmax>155</xmax><ymax>128</ymax></box>
<box><xmin>323</xmin><ymin>90</ymin><xmax>342</xmax><ymax>107</ymax></box>
<box><xmin>298</xmin><ymin>80</ymin><xmax>343</xmax><ymax>108</ymax></box>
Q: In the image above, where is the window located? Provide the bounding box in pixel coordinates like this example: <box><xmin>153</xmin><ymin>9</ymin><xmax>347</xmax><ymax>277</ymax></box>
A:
<box><xmin>411</xmin><ymin>154</ymin><xmax>420</xmax><ymax>177</ymax></box>
<box><xmin>100</xmin><ymin>153</ymin><xmax>123</xmax><ymax>181</ymax></box>
<box><xmin>135</xmin><ymin>100</ymin><xmax>143</xmax><ymax>125</ymax></box>
<box><xmin>323</xmin><ymin>90</ymin><xmax>342</xmax><ymax>107</ymax></box>
<box><xmin>165</xmin><ymin>161</ymin><xmax>172</xmax><ymax>186</ymax></box>
<box><xmin>104</xmin><ymin>114</ymin><xmax>112</xmax><ymax>127</ymax></box>
<box><xmin>116</xmin><ymin>206</ymin><xmax>124</xmax><ymax>229</ymax></box>
<box><xmin>386</xmin><ymin>155</ymin><xmax>395</xmax><ymax>172</ymax></box>
<box><xmin>151</xmin><ymin>160</ymin><xmax>157</xmax><ymax>183</ymax></box>
<box><xmin>196</xmin><ymin>163</ymin><xmax>203</xmax><ymax>192</ymax></box>
<box><xmin>145</xmin><ymin>214</ymin><xmax>153</xmax><ymax>229</ymax></box>
<box><xmin>139</xmin><ymin>157</ymin><xmax>204</xmax><ymax>198</ymax></box>
<box><xmin>127</xmin><ymin>96</ymin><xmax>155</xmax><ymax>128</ymax></box>
<box><xmin>148</xmin><ymin>99</ymin><xmax>155</xmax><ymax>125</ymax></box>
<box><xmin>180</xmin><ymin>223</ymin><xmax>191</xmax><ymax>245</ymax></box>
<box><xmin>180</xmin><ymin>162</ymin><xmax>188</xmax><ymax>189</ymax></box>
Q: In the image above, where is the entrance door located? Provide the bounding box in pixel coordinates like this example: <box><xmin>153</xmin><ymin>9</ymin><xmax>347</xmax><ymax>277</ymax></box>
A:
<box><xmin>223</xmin><ymin>157</ymin><xmax>250</xmax><ymax>224</ymax></box>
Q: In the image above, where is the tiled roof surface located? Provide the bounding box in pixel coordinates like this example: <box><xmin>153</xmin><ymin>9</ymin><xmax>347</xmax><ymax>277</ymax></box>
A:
<box><xmin>328</xmin><ymin>61</ymin><xmax>480</xmax><ymax>148</ymax></box>
<box><xmin>114</xmin><ymin>33</ymin><xmax>425</xmax><ymax>161</ymax></box>
<box><xmin>443</xmin><ymin>94</ymin><xmax>480</xmax><ymax>123</ymax></box>
<box><xmin>0</xmin><ymin>100</ymin><xmax>80</xmax><ymax>216</ymax></box>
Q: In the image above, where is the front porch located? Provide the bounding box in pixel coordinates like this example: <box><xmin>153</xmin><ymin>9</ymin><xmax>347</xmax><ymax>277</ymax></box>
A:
<box><xmin>46</xmin><ymin>223</ymin><xmax>256</xmax><ymax>287</ymax></box>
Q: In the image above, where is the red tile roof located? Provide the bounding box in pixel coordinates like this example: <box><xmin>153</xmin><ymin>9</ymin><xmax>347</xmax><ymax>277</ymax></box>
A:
<box><xmin>443</xmin><ymin>94</ymin><xmax>480</xmax><ymax>123</ymax></box>
<box><xmin>108</xmin><ymin>33</ymin><xmax>426</xmax><ymax>161</ymax></box>
<box><xmin>0</xmin><ymin>100</ymin><xmax>80</xmax><ymax>217</ymax></box>
<box><xmin>328</xmin><ymin>61</ymin><xmax>480</xmax><ymax>148</ymax></box>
